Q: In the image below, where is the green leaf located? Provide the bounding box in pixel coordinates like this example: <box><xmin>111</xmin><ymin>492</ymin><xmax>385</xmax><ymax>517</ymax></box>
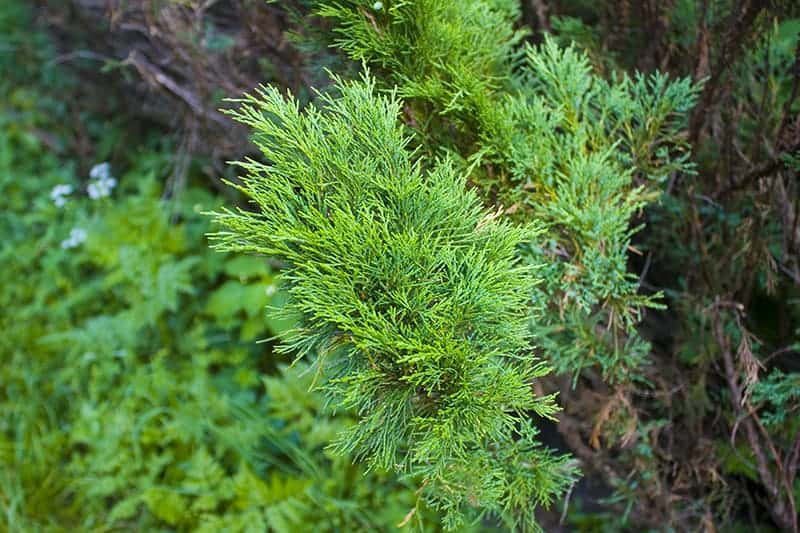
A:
<box><xmin>142</xmin><ymin>488</ymin><xmax>188</xmax><ymax>526</ymax></box>
<box><xmin>224</xmin><ymin>255</ymin><xmax>272</xmax><ymax>281</ymax></box>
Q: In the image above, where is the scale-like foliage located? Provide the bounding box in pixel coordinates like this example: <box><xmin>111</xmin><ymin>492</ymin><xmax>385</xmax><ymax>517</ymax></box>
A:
<box><xmin>211</xmin><ymin>74</ymin><xmax>577</xmax><ymax>530</ymax></box>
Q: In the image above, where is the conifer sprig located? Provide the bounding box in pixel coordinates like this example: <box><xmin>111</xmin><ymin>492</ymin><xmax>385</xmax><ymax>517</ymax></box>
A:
<box><xmin>210</xmin><ymin>74</ymin><xmax>577</xmax><ymax>530</ymax></box>
<box><xmin>312</xmin><ymin>0</ymin><xmax>701</xmax><ymax>382</ymax></box>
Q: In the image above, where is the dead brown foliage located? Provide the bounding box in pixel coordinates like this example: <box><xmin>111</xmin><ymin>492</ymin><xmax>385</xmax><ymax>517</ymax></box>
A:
<box><xmin>38</xmin><ymin>0</ymin><xmax>310</xmax><ymax>175</ymax></box>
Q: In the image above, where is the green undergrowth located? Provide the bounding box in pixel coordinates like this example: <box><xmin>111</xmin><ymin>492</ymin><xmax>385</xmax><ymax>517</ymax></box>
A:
<box><xmin>0</xmin><ymin>115</ymin><xmax>443</xmax><ymax>533</ymax></box>
<box><xmin>0</xmin><ymin>6</ymin><xmax>448</xmax><ymax>530</ymax></box>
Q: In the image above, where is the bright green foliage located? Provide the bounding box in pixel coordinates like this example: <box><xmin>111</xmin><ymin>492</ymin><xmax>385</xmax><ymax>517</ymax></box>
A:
<box><xmin>211</xmin><ymin>75</ymin><xmax>578</xmax><ymax>530</ymax></box>
<box><xmin>211</xmin><ymin>1</ymin><xmax>701</xmax><ymax>526</ymax></box>
<box><xmin>313</xmin><ymin>0</ymin><xmax>700</xmax><ymax>382</ymax></box>
<box><xmin>316</xmin><ymin>0</ymin><xmax>525</xmax><ymax>152</ymax></box>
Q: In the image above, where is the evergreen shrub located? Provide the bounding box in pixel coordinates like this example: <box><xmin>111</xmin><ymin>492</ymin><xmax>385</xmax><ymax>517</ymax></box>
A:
<box><xmin>212</xmin><ymin>1</ymin><xmax>701</xmax><ymax>528</ymax></box>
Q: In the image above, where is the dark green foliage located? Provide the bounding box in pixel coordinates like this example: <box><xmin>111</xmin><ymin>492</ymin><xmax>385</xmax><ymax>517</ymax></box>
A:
<box><xmin>535</xmin><ymin>1</ymin><xmax>800</xmax><ymax>530</ymax></box>
<box><xmin>211</xmin><ymin>74</ymin><xmax>577</xmax><ymax>530</ymax></box>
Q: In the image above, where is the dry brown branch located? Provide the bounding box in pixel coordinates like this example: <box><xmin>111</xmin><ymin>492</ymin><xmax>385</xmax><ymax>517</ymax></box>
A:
<box><xmin>37</xmin><ymin>0</ymin><xmax>311</xmax><ymax>171</ymax></box>
<box><xmin>711</xmin><ymin>300</ymin><xmax>798</xmax><ymax>532</ymax></box>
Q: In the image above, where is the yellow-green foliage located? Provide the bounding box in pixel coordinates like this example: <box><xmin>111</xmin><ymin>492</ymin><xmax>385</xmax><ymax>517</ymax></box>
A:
<box><xmin>312</xmin><ymin>0</ymin><xmax>701</xmax><ymax>382</ymax></box>
<box><xmin>212</xmin><ymin>74</ymin><xmax>578</xmax><ymax>531</ymax></box>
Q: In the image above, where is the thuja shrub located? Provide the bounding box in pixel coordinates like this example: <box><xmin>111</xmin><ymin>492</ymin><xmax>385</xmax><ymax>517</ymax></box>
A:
<box><xmin>211</xmin><ymin>75</ymin><xmax>577</xmax><ymax>531</ymax></box>
<box><xmin>212</xmin><ymin>1</ymin><xmax>700</xmax><ymax>529</ymax></box>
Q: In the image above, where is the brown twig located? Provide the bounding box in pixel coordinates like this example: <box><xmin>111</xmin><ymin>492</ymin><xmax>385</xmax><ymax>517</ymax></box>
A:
<box><xmin>712</xmin><ymin>301</ymin><xmax>798</xmax><ymax>532</ymax></box>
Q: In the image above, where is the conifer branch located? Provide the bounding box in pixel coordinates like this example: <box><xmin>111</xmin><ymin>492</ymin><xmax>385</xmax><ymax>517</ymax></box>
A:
<box><xmin>211</xmin><ymin>73</ymin><xmax>578</xmax><ymax>530</ymax></box>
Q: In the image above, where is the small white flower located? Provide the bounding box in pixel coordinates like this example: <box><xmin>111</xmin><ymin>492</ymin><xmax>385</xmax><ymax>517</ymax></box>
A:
<box><xmin>50</xmin><ymin>183</ymin><xmax>73</xmax><ymax>207</ymax></box>
<box><xmin>89</xmin><ymin>162</ymin><xmax>111</xmax><ymax>181</ymax></box>
<box><xmin>373</xmin><ymin>1</ymin><xmax>383</xmax><ymax>10</ymax></box>
<box><xmin>265</xmin><ymin>284</ymin><xmax>277</xmax><ymax>297</ymax></box>
<box><xmin>87</xmin><ymin>182</ymin><xmax>101</xmax><ymax>199</ymax></box>
<box><xmin>51</xmin><ymin>184</ymin><xmax>73</xmax><ymax>197</ymax></box>
<box><xmin>87</xmin><ymin>162</ymin><xmax>117</xmax><ymax>200</ymax></box>
<box><xmin>61</xmin><ymin>227</ymin><xmax>88</xmax><ymax>249</ymax></box>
